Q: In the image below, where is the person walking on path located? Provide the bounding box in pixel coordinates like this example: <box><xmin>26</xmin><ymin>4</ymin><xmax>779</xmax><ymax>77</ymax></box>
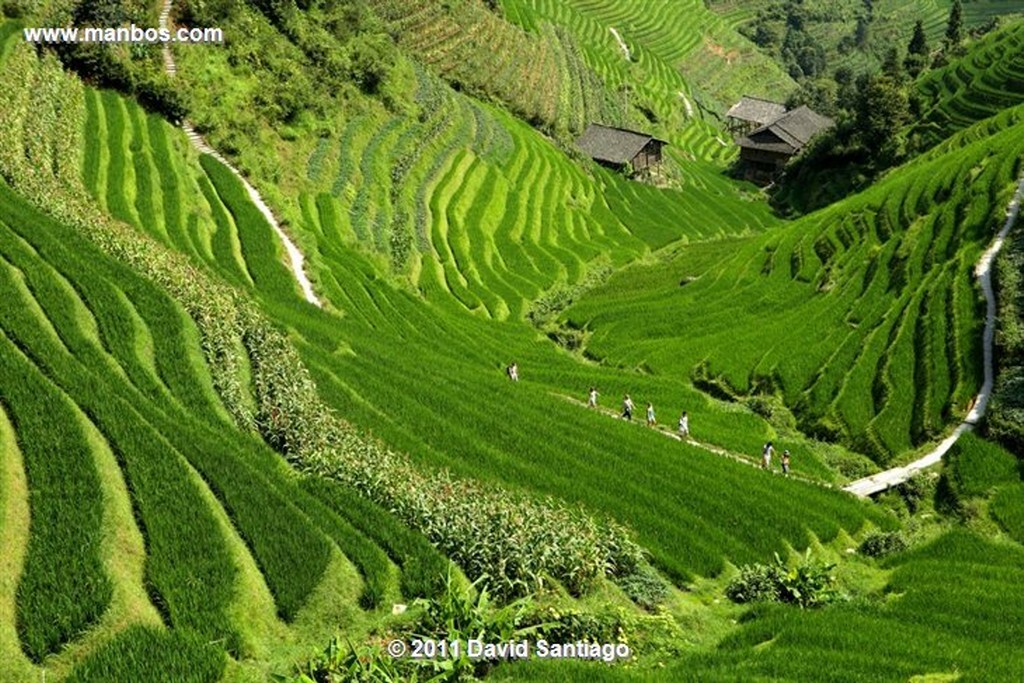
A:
<box><xmin>678</xmin><ymin>411</ymin><xmax>689</xmax><ymax>438</ymax></box>
<box><xmin>762</xmin><ymin>441</ymin><xmax>775</xmax><ymax>470</ymax></box>
<box><xmin>507</xmin><ymin>362</ymin><xmax>519</xmax><ymax>382</ymax></box>
<box><xmin>622</xmin><ymin>394</ymin><xmax>635</xmax><ymax>421</ymax></box>
<box><xmin>781</xmin><ymin>450</ymin><xmax>791</xmax><ymax>476</ymax></box>
<box><xmin>646</xmin><ymin>402</ymin><xmax>656</xmax><ymax>427</ymax></box>
<box><xmin>588</xmin><ymin>387</ymin><xmax>599</xmax><ymax>408</ymax></box>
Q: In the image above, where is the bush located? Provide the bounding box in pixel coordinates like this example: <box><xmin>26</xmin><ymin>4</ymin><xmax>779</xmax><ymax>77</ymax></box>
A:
<box><xmin>726</xmin><ymin>563</ymin><xmax>784</xmax><ymax>604</ymax></box>
<box><xmin>346</xmin><ymin>32</ymin><xmax>397</xmax><ymax>95</ymax></box>
<box><xmin>858</xmin><ymin>531</ymin><xmax>909</xmax><ymax>558</ymax></box>
<box><xmin>616</xmin><ymin>562</ymin><xmax>670</xmax><ymax>611</ymax></box>
<box><xmin>895</xmin><ymin>472</ymin><xmax>936</xmax><ymax>514</ymax></box>
<box><xmin>727</xmin><ymin>551</ymin><xmax>840</xmax><ymax>608</ymax></box>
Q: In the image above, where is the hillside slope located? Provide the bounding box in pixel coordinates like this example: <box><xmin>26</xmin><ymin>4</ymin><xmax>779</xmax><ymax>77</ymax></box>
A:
<box><xmin>566</xmin><ymin>101</ymin><xmax>1024</xmax><ymax>463</ymax></box>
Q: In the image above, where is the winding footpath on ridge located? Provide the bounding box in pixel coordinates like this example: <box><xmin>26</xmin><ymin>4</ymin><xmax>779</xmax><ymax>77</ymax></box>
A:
<box><xmin>158</xmin><ymin>0</ymin><xmax>321</xmax><ymax>308</ymax></box>
<box><xmin>844</xmin><ymin>173</ymin><xmax>1024</xmax><ymax>498</ymax></box>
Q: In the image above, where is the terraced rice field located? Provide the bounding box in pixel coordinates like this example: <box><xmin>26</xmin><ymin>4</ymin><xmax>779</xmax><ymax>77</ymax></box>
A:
<box><xmin>368</xmin><ymin>0</ymin><xmax>617</xmax><ymax>138</ymax></box>
<box><xmin>565</xmin><ymin>105</ymin><xmax>1024</xmax><ymax>463</ymax></box>
<box><xmin>63</xmin><ymin>78</ymin><xmax>892</xmax><ymax>592</ymax></box>
<box><xmin>527</xmin><ymin>0</ymin><xmax>795</xmax><ymax>111</ymax></box>
<box><xmin>8</xmin><ymin>5</ymin><xmax>1024</xmax><ymax>679</ymax></box>
<box><xmin>295</xmin><ymin>68</ymin><xmax>780</xmax><ymax>319</ymax></box>
<box><xmin>0</xmin><ymin>176</ymin><xmax>462</xmax><ymax>678</ymax></box>
<box><xmin>914</xmin><ymin>21</ymin><xmax>1024</xmax><ymax>148</ymax></box>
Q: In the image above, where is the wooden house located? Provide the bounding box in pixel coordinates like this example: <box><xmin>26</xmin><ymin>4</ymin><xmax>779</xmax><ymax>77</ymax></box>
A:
<box><xmin>725</xmin><ymin>96</ymin><xmax>787</xmax><ymax>136</ymax></box>
<box><xmin>736</xmin><ymin>105</ymin><xmax>834</xmax><ymax>182</ymax></box>
<box><xmin>575</xmin><ymin>124</ymin><xmax>666</xmax><ymax>176</ymax></box>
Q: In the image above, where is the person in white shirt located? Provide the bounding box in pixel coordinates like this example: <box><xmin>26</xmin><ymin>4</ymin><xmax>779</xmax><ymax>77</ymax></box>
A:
<box><xmin>762</xmin><ymin>441</ymin><xmax>775</xmax><ymax>470</ymax></box>
<box><xmin>622</xmin><ymin>394</ymin><xmax>635</xmax><ymax>420</ymax></box>
<box><xmin>678</xmin><ymin>411</ymin><xmax>689</xmax><ymax>438</ymax></box>
<box><xmin>588</xmin><ymin>387</ymin><xmax>599</xmax><ymax>408</ymax></box>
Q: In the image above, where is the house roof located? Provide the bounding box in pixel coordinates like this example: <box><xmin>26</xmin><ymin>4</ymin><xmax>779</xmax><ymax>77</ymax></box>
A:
<box><xmin>726</xmin><ymin>96</ymin><xmax>787</xmax><ymax>125</ymax></box>
<box><xmin>575</xmin><ymin>124</ymin><xmax>665</xmax><ymax>165</ymax></box>
<box><xmin>737</xmin><ymin>106</ymin><xmax>834</xmax><ymax>155</ymax></box>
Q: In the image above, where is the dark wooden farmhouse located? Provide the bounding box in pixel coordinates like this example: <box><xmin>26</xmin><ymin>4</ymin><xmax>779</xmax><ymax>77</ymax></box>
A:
<box><xmin>575</xmin><ymin>124</ymin><xmax>666</xmax><ymax>176</ymax></box>
<box><xmin>725</xmin><ymin>95</ymin><xmax>786</xmax><ymax>136</ymax></box>
<box><xmin>736</xmin><ymin>105</ymin><xmax>833</xmax><ymax>182</ymax></box>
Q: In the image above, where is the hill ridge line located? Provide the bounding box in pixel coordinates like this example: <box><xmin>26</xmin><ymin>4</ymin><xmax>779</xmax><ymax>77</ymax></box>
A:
<box><xmin>844</xmin><ymin>171</ymin><xmax>1024</xmax><ymax>498</ymax></box>
<box><xmin>159</xmin><ymin>0</ymin><xmax>321</xmax><ymax>308</ymax></box>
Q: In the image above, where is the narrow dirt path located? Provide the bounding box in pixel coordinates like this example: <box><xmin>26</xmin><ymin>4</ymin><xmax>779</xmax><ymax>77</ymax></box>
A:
<box><xmin>159</xmin><ymin>0</ymin><xmax>321</xmax><ymax>308</ymax></box>
<box><xmin>554</xmin><ymin>394</ymin><xmax>832</xmax><ymax>489</ymax></box>
<box><xmin>609</xmin><ymin>27</ymin><xmax>631</xmax><ymax>60</ymax></box>
<box><xmin>844</xmin><ymin>173</ymin><xmax>1024</xmax><ymax>498</ymax></box>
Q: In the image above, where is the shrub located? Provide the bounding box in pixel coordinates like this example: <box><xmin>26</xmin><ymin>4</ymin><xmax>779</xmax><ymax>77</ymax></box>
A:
<box><xmin>895</xmin><ymin>472</ymin><xmax>936</xmax><ymax>514</ymax></box>
<box><xmin>726</xmin><ymin>563</ymin><xmax>784</xmax><ymax>604</ymax></box>
<box><xmin>616</xmin><ymin>562</ymin><xmax>670</xmax><ymax>611</ymax></box>
<box><xmin>727</xmin><ymin>551</ymin><xmax>840</xmax><ymax>608</ymax></box>
<box><xmin>858</xmin><ymin>531</ymin><xmax>910</xmax><ymax>558</ymax></box>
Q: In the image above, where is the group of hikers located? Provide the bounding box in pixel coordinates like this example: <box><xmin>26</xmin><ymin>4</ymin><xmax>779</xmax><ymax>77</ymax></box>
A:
<box><xmin>507</xmin><ymin>366</ymin><xmax>792</xmax><ymax>476</ymax></box>
<box><xmin>761</xmin><ymin>441</ymin><xmax>791</xmax><ymax>476</ymax></box>
<box><xmin>589</xmin><ymin>389</ymin><xmax>690</xmax><ymax>438</ymax></box>
<box><xmin>607</xmin><ymin>390</ymin><xmax>791</xmax><ymax>475</ymax></box>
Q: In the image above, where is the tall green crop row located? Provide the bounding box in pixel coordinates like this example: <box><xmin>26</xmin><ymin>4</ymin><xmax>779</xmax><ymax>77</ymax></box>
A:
<box><xmin>0</xmin><ymin>321</ymin><xmax>110</xmax><ymax>662</ymax></box>
<box><xmin>0</xmin><ymin>189</ymin><xmax>243</xmax><ymax>652</ymax></box>
<box><xmin>0</xmin><ymin>188</ymin><xmax>339</xmax><ymax>627</ymax></box>
<box><xmin>0</xmin><ymin>44</ymin><xmax>252</xmax><ymax>431</ymax></box>
<box><xmin>300</xmin><ymin>477</ymin><xmax>450</xmax><ymax>601</ymax></box>
<box><xmin>64</xmin><ymin>626</ymin><xmax>225</xmax><ymax>683</ymax></box>
<box><xmin>992</xmin><ymin>484</ymin><xmax>1024</xmax><ymax>543</ymax></box>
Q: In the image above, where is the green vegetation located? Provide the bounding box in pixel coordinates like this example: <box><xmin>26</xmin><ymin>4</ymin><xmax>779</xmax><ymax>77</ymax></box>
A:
<box><xmin>857</xmin><ymin>530</ymin><xmax>910</xmax><ymax>557</ymax></box>
<box><xmin>725</xmin><ymin>550</ymin><xmax>840</xmax><ymax>608</ymax></box>
<box><xmin>992</xmin><ymin>484</ymin><xmax>1024</xmax><ymax>542</ymax></box>
<box><xmin>991</xmin><ymin>180</ymin><xmax>1024</xmax><ymax>453</ymax></box>
<box><xmin>0</xmin><ymin>324</ymin><xmax>110</xmax><ymax>661</ymax></box>
<box><xmin>4</xmin><ymin>0</ymin><xmax>1024</xmax><ymax>679</ymax></box>
<box><xmin>301</xmin><ymin>477</ymin><xmax>450</xmax><ymax>601</ymax></box>
<box><xmin>944</xmin><ymin>431</ymin><xmax>1020</xmax><ymax>498</ymax></box>
<box><xmin>565</xmin><ymin>103</ymin><xmax>1024</xmax><ymax>463</ymax></box>
<box><xmin>676</xmin><ymin>530</ymin><xmax>1024</xmax><ymax>681</ymax></box>
<box><xmin>64</xmin><ymin>627</ymin><xmax>225</xmax><ymax>683</ymax></box>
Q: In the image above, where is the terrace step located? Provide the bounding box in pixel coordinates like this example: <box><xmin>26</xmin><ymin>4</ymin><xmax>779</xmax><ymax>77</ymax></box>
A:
<box><xmin>844</xmin><ymin>171</ymin><xmax>1024</xmax><ymax>498</ymax></box>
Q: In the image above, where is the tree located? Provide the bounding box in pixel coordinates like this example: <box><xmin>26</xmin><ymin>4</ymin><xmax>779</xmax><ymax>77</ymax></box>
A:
<box><xmin>856</xmin><ymin>75</ymin><xmax>910</xmax><ymax>162</ymax></box>
<box><xmin>346</xmin><ymin>32</ymin><xmax>396</xmax><ymax>94</ymax></box>
<box><xmin>882</xmin><ymin>46</ymin><xmax>903</xmax><ymax>81</ymax></box>
<box><xmin>905</xmin><ymin>20</ymin><xmax>929</xmax><ymax>77</ymax></box>
<box><xmin>945</xmin><ymin>0</ymin><xmax>964</xmax><ymax>49</ymax></box>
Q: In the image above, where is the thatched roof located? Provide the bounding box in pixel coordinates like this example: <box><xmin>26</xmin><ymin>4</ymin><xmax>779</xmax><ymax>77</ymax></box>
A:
<box><xmin>575</xmin><ymin>124</ymin><xmax>665</xmax><ymax>165</ymax></box>
<box><xmin>726</xmin><ymin>96</ymin><xmax>787</xmax><ymax>126</ymax></box>
<box><xmin>738</xmin><ymin>106</ymin><xmax>834</xmax><ymax>155</ymax></box>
